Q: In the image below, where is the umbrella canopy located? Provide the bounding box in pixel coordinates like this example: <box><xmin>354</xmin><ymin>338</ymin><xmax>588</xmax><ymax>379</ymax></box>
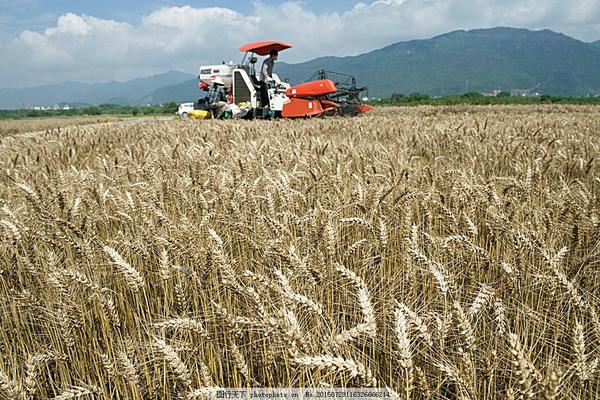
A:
<box><xmin>239</xmin><ymin>41</ymin><xmax>292</xmax><ymax>56</ymax></box>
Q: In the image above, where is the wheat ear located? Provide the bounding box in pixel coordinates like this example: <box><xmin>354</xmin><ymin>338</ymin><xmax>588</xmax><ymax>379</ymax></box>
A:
<box><xmin>453</xmin><ymin>301</ymin><xmax>476</xmax><ymax>352</ymax></box>
<box><xmin>103</xmin><ymin>245</ymin><xmax>144</xmax><ymax>291</ymax></box>
<box><xmin>571</xmin><ymin>321</ymin><xmax>598</xmax><ymax>382</ymax></box>
<box><xmin>117</xmin><ymin>351</ymin><xmax>140</xmax><ymax>387</ymax></box>
<box><xmin>186</xmin><ymin>387</ymin><xmax>220</xmax><ymax>399</ymax></box>
<box><xmin>51</xmin><ymin>385</ymin><xmax>98</xmax><ymax>399</ymax></box>
<box><xmin>407</xmin><ymin>247</ymin><xmax>450</xmax><ymax>295</ymax></box>
<box><xmin>153</xmin><ymin>318</ymin><xmax>210</xmax><ymax>339</ymax></box>
<box><xmin>1</xmin><ymin>369</ymin><xmax>26</xmax><ymax>400</ymax></box>
<box><xmin>467</xmin><ymin>283</ymin><xmax>494</xmax><ymax>317</ymax></box>
<box><xmin>99</xmin><ymin>353</ymin><xmax>117</xmax><ymax>379</ymax></box>
<box><xmin>508</xmin><ymin>333</ymin><xmax>534</xmax><ymax>400</ymax></box>
<box><xmin>394</xmin><ymin>305</ymin><xmax>414</xmax><ymax>397</ymax></box>
<box><xmin>331</xmin><ymin>263</ymin><xmax>376</xmax><ymax>347</ymax></box>
<box><xmin>229</xmin><ymin>339</ymin><xmax>259</xmax><ymax>386</ymax></box>
<box><xmin>293</xmin><ymin>354</ymin><xmax>377</xmax><ymax>387</ymax></box>
<box><xmin>24</xmin><ymin>355</ymin><xmax>37</xmax><ymax>397</ymax></box>
<box><xmin>397</xmin><ymin>302</ymin><xmax>432</xmax><ymax>346</ymax></box>
<box><xmin>274</xmin><ymin>268</ymin><xmax>323</xmax><ymax>315</ymax></box>
<box><xmin>542</xmin><ymin>366</ymin><xmax>562</xmax><ymax>400</ymax></box>
<box><xmin>0</xmin><ymin>219</ymin><xmax>21</xmax><ymax>242</ymax></box>
<box><xmin>155</xmin><ymin>339</ymin><xmax>192</xmax><ymax>388</ymax></box>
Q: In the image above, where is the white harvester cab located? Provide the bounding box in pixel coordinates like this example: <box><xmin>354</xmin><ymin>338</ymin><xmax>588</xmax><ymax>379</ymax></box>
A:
<box><xmin>198</xmin><ymin>63</ymin><xmax>234</xmax><ymax>87</ymax></box>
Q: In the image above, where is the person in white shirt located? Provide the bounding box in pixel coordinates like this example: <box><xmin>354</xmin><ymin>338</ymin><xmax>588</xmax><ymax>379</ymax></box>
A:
<box><xmin>258</xmin><ymin>50</ymin><xmax>278</xmax><ymax>109</ymax></box>
<box><xmin>260</xmin><ymin>50</ymin><xmax>278</xmax><ymax>83</ymax></box>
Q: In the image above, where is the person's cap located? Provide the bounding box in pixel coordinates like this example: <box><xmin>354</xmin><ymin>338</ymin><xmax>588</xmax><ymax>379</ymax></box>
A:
<box><xmin>213</xmin><ymin>77</ymin><xmax>225</xmax><ymax>85</ymax></box>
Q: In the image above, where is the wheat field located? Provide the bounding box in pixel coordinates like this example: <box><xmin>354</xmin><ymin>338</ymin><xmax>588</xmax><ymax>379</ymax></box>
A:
<box><xmin>0</xmin><ymin>105</ymin><xmax>599</xmax><ymax>399</ymax></box>
<box><xmin>0</xmin><ymin>116</ymin><xmax>118</xmax><ymax>138</ymax></box>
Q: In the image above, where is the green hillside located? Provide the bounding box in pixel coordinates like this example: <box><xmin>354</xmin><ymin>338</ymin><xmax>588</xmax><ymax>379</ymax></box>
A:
<box><xmin>276</xmin><ymin>27</ymin><xmax>600</xmax><ymax>97</ymax></box>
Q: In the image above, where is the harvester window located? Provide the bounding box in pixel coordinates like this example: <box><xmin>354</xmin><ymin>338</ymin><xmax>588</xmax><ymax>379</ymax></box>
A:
<box><xmin>213</xmin><ymin>69</ymin><xmax>220</xmax><ymax>73</ymax></box>
<box><xmin>200</xmin><ymin>69</ymin><xmax>211</xmax><ymax>74</ymax></box>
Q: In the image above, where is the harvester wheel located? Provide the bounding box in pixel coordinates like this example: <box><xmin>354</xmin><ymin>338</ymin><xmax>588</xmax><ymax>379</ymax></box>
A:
<box><xmin>181</xmin><ymin>112</ymin><xmax>189</xmax><ymax>119</ymax></box>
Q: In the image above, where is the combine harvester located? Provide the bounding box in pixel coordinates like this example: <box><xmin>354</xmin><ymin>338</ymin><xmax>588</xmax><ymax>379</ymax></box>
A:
<box><xmin>188</xmin><ymin>41</ymin><xmax>372</xmax><ymax>119</ymax></box>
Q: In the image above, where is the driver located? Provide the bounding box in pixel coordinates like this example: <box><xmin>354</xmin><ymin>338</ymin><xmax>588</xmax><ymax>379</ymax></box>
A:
<box><xmin>258</xmin><ymin>50</ymin><xmax>278</xmax><ymax>109</ymax></box>
<box><xmin>260</xmin><ymin>50</ymin><xmax>278</xmax><ymax>83</ymax></box>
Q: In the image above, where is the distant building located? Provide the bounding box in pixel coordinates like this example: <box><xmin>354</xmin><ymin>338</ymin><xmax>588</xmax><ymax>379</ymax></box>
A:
<box><xmin>482</xmin><ymin>89</ymin><xmax>502</xmax><ymax>97</ymax></box>
<box><xmin>511</xmin><ymin>84</ymin><xmax>542</xmax><ymax>97</ymax></box>
<box><xmin>25</xmin><ymin>104</ymin><xmax>72</xmax><ymax>110</ymax></box>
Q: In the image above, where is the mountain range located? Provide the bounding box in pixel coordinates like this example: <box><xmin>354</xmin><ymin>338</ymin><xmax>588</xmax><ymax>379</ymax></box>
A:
<box><xmin>0</xmin><ymin>71</ymin><xmax>195</xmax><ymax>109</ymax></box>
<box><xmin>276</xmin><ymin>27</ymin><xmax>600</xmax><ymax>97</ymax></box>
<box><xmin>1</xmin><ymin>27</ymin><xmax>599</xmax><ymax>109</ymax></box>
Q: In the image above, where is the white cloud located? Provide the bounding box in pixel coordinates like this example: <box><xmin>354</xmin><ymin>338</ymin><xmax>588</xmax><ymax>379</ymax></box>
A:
<box><xmin>1</xmin><ymin>0</ymin><xmax>599</xmax><ymax>88</ymax></box>
<box><xmin>45</xmin><ymin>13</ymin><xmax>93</xmax><ymax>36</ymax></box>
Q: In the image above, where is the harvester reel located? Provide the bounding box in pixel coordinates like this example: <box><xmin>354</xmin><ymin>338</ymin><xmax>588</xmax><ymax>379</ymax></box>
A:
<box><xmin>307</xmin><ymin>70</ymin><xmax>369</xmax><ymax>107</ymax></box>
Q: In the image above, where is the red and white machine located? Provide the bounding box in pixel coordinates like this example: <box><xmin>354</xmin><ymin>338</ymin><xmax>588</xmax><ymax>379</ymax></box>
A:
<box><xmin>197</xmin><ymin>41</ymin><xmax>373</xmax><ymax>118</ymax></box>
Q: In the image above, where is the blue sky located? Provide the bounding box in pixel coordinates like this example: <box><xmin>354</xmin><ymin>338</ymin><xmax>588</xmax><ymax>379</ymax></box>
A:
<box><xmin>0</xmin><ymin>0</ymin><xmax>362</xmax><ymax>38</ymax></box>
<box><xmin>1</xmin><ymin>0</ymin><xmax>599</xmax><ymax>88</ymax></box>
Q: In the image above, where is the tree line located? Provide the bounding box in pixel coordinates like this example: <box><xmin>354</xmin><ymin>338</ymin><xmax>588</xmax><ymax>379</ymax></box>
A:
<box><xmin>369</xmin><ymin>92</ymin><xmax>600</xmax><ymax>106</ymax></box>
